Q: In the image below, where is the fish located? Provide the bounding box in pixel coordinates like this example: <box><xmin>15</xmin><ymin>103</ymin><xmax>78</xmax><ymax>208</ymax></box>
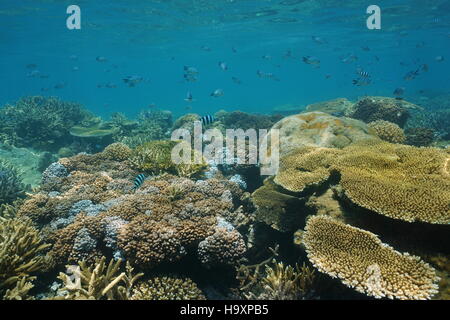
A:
<box><xmin>361</xmin><ymin>46</ymin><xmax>370</xmax><ymax>51</ymax></box>
<box><xmin>96</xmin><ymin>56</ymin><xmax>108</xmax><ymax>62</ymax></box>
<box><xmin>415</xmin><ymin>42</ymin><xmax>426</xmax><ymax>48</ymax></box>
<box><xmin>232</xmin><ymin>76</ymin><xmax>242</xmax><ymax>84</ymax></box>
<box><xmin>105</xmin><ymin>83</ymin><xmax>117</xmax><ymax>88</ymax></box>
<box><xmin>200</xmin><ymin>115</ymin><xmax>215</xmax><ymax>126</ymax></box>
<box><xmin>435</xmin><ymin>56</ymin><xmax>444</xmax><ymax>62</ymax></box>
<box><xmin>302</xmin><ymin>56</ymin><xmax>320</xmax><ymax>65</ymax></box>
<box><xmin>72</xmin><ymin>66</ymin><xmax>79</xmax><ymax>72</ymax></box>
<box><xmin>210</xmin><ymin>89</ymin><xmax>224</xmax><ymax>98</ymax></box>
<box><xmin>340</xmin><ymin>53</ymin><xmax>358</xmax><ymax>64</ymax></box>
<box><xmin>40</xmin><ymin>87</ymin><xmax>51</xmax><ymax>92</ymax></box>
<box><xmin>262</xmin><ymin>54</ymin><xmax>272</xmax><ymax>60</ymax></box>
<box><xmin>325</xmin><ymin>74</ymin><xmax>332</xmax><ymax>79</ymax></box>
<box><xmin>256</xmin><ymin>70</ymin><xmax>280</xmax><ymax>81</ymax></box>
<box><xmin>421</xmin><ymin>64</ymin><xmax>429</xmax><ymax>72</ymax></box>
<box><xmin>184</xmin><ymin>91</ymin><xmax>194</xmax><ymax>102</ymax></box>
<box><xmin>200</xmin><ymin>46</ymin><xmax>211</xmax><ymax>52</ymax></box>
<box><xmin>393</xmin><ymin>87</ymin><xmax>405</xmax><ymax>97</ymax></box>
<box><xmin>69</xmin><ymin>55</ymin><xmax>78</xmax><ymax>60</ymax></box>
<box><xmin>184</xmin><ymin>66</ymin><xmax>199</xmax><ymax>74</ymax></box>
<box><xmin>54</xmin><ymin>82</ymin><xmax>67</xmax><ymax>89</ymax></box>
<box><xmin>218</xmin><ymin>61</ymin><xmax>228</xmax><ymax>71</ymax></box>
<box><xmin>403</xmin><ymin>69</ymin><xmax>420</xmax><ymax>81</ymax></box>
<box><xmin>283</xmin><ymin>49</ymin><xmax>293</xmax><ymax>59</ymax></box>
<box><xmin>133</xmin><ymin>174</ymin><xmax>146</xmax><ymax>190</ymax></box>
<box><xmin>356</xmin><ymin>68</ymin><xmax>370</xmax><ymax>78</ymax></box>
<box><xmin>26</xmin><ymin>64</ymin><xmax>37</xmax><ymax>69</ymax></box>
<box><xmin>27</xmin><ymin>70</ymin><xmax>41</xmax><ymax>78</ymax></box>
<box><xmin>183</xmin><ymin>74</ymin><xmax>198</xmax><ymax>82</ymax></box>
<box><xmin>123</xmin><ymin>75</ymin><xmax>144</xmax><ymax>87</ymax></box>
<box><xmin>232</xmin><ymin>47</ymin><xmax>238</xmax><ymax>53</ymax></box>
<box><xmin>312</xmin><ymin>36</ymin><xmax>327</xmax><ymax>45</ymax></box>
<box><xmin>352</xmin><ymin>78</ymin><xmax>371</xmax><ymax>86</ymax></box>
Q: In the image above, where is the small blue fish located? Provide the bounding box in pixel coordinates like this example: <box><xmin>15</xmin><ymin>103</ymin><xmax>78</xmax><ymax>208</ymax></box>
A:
<box><xmin>200</xmin><ymin>115</ymin><xmax>215</xmax><ymax>126</ymax></box>
<box><xmin>133</xmin><ymin>174</ymin><xmax>146</xmax><ymax>190</ymax></box>
<box><xmin>210</xmin><ymin>89</ymin><xmax>224</xmax><ymax>98</ymax></box>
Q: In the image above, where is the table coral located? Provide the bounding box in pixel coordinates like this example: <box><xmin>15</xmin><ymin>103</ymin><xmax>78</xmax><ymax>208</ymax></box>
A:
<box><xmin>302</xmin><ymin>216</ymin><xmax>440</xmax><ymax>300</ymax></box>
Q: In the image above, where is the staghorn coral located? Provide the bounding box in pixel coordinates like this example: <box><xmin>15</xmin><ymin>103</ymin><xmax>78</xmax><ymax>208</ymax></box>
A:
<box><xmin>131</xmin><ymin>276</ymin><xmax>206</xmax><ymax>300</ymax></box>
<box><xmin>55</xmin><ymin>256</ymin><xmax>143</xmax><ymax>300</ymax></box>
<box><xmin>302</xmin><ymin>215</ymin><xmax>440</xmax><ymax>300</ymax></box>
<box><xmin>368</xmin><ymin>120</ymin><xmax>406</xmax><ymax>144</ymax></box>
<box><xmin>0</xmin><ymin>218</ymin><xmax>51</xmax><ymax>292</ymax></box>
<box><xmin>102</xmin><ymin>142</ymin><xmax>132</xmax><ymax>161</ymax></box>
<box><xmin>244</xmin><ymin>261</ymin><xmax>316</xmax><ymax>300</ymax></box>
<box><xmin>0</xmin><ymin>160</ymin><xmax>25</xmax><ymax>204</ymax></box>
<box><xmin>2</xmin><ymin>276</ymin><xmax>35</xmax><ymax>300</ymax></box>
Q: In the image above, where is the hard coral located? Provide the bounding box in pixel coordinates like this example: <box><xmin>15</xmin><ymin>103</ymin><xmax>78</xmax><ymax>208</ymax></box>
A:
<box><xmin>131</xmin><ymin>276</ymin><xmax>206</xmax><ymax>300</ymax></box>
<box><xmin>302</xmin><ymin>216</ymin><xmax>440</xmax><ymax>300</ymax></box>
<box><xmin>102</xmin><ymin>142</ymin><xmax>132</xmax><ymax>161</ymax></box>
<box><xmin>0</xmin><ymin>160</ymin><xmax>25</xmax><ymax>204</ymax></box>
<box><xmin>0</xmin><ymin>96</ymin><xmax>93</xmax><ymax>150</ymax></box>
<box><xmin>368</xmin><ymin>120</ymin><xmax>406</xmax><ymax>144</ymax></box>
<box><xmin>0</xmin><ymin>218</ymin><xmax>51</xmax><ymax>292</ymax></box>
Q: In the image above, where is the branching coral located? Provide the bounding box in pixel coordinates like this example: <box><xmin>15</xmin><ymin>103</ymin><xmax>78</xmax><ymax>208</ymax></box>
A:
<box><xmin>55</xmin><ymin>256</ymin><xmax>143</xmax><ymax>300</ymax></box>
<box><xmin>302</xmin><ymin>216</ymin><xmax>440</xmax><ymax>300</ymax></box>
<box><xmin>130</xmin><ymin>140</ymin><xmax>207</xmax><ymax>178</ymax></box>
<box><xmin>131</xmin><ymin>276</ymin><xmax>206</xmax><ymax>300</ymax></box>
<box><xmin>102</xmin><ymin>142</ymin><xmax>132</xmax><ymax>161</ymax></box>
<box><xmin>0</xmin><ymin>218</ymin><xmax>51</xmax><ymax>291</ymax></box>
<box><xmin>368</xmin><ymin>120</ymin><xmax>406</xmax><ymax>144</ymax></box>
<box><xmin>0</xmin><ymin>96</ymin><xmax>93</xmax><ymax>150</ymax></box>
<box><xmin>0</xmin><ymin>160</ymin><xmax>25</xmax><ymax>204</ymax></box>
<box><xmin>245</xmin><ymin>261</ymin><xmax>316</xmax><ymax>300</ymax></box>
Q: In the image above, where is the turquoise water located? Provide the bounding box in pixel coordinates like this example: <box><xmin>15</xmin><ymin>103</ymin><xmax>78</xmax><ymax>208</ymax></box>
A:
<box><xmin>1</xmin><ymin>0</ymin><xmax>449</xmax><ymax>119</ymax></box>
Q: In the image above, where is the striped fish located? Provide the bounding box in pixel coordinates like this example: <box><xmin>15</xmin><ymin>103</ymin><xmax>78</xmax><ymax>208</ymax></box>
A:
<box><xmin>356</xmin><ymin>69</ymin><xmax>370</xmax><ymax>78</ymax></box>
<box><xmin>133</xmin><ymin>174</ymin><xmax>146</xmax><ymax>190</ymax></box>
<box><xmin>200</xmin><ymin>115</ymin><xmax>215</xmax><ymax>126</ymax></box>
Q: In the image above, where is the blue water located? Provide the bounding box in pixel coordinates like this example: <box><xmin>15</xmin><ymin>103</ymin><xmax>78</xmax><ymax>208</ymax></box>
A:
<box><xmin>1</xmin><ymin>0</ymin><xmax>449</xmax><ymax>119</ymax></box>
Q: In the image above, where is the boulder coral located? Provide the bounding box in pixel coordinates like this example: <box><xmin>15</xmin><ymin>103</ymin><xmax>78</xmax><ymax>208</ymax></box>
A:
<box><xmin>302</xmin><ymin>216</ymin><xmax>440</xmax><ymax>300</ymax></box>
<box><xmin>266</xmin><ymin>111</ymin><xmax>376</xmax><ymax>156</ymax></box>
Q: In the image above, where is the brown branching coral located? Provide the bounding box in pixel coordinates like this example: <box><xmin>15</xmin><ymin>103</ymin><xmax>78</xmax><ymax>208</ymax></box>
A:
<box><xmin>102</xmin><ymin>142</ymin><xmax>132</xmax><ymax>161</ymax></box>
<box><xmin>55</xmin><ymin>256</ymin><xmax>143</xmax><ymax>300</ymax></box>
<box><xmin>302</xmin><ymin>216</ymin><xmax>440</xmax><ymax>300</ymax></box>
<box><xmin>368</xmin><ymin>120</ymin><xmax>406</xmax><ymax>144</ymax></box>
<box><xmin>244</xmin><ymin>261</ymin><xmax>316</xmax><ymax>300</ymax></box>
<box><xmin>0</xmin><ymin>218</ymin><xmax>51</xmax><ymax>291</ymax></box>
<box><xmin>131</xmin><ymin>276</ymin><xmax>206</xmax><ymax>300</ymax></box>
<box><xmin>2</xmin><ymin>276</ymin><xmax>35</xmax><ymax>300</ymax></box>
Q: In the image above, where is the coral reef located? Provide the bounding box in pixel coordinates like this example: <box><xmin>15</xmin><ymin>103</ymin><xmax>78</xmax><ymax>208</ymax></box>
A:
<box><xmin>0</xmin><ymin>160</ymin><xmax>25</xmax><ymax>204</ymax></box>
<box><xmin>368</xmin><ymin>120</ymin><xmax>406</xmax><ymax>144</ymax></box>
<box><xmin>131</xmin><ymin>276</ymin><xmax>206</xmax><ymax>300</ymax></box>
<box><xmin>302</xmin><ymin>216</ymin><xmax>440</xmax><ymax>300</ymax></box>
<box><xmin>0</xmin><ymin>96</ymin><xmax>93</xmax><ymax>151</ymax></box>
<box><xmin>102</xmin><ymin>142</ymin><xmax>132</xmax><ymax>162</ymax></box>
<box><xmin>215</xmin><ymin>111</ymin><xmax>283</xmax><ymax>131</ymax></box>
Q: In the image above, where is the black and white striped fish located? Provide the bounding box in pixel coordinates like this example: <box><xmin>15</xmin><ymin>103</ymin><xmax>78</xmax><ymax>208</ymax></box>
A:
<box><xmin>356</xmin><ymin>69</ymin><xmax>371</xmax><ymax>78</ymax></box>
<box><xmin>133</xmin><ymin>174</ymin><xmax>146</xmax><ymax>190</ymax></box>
<box><xmin>200</xmin><ymin>115</ymin><xmax>215</xmax><ymax>126</ymax></box>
